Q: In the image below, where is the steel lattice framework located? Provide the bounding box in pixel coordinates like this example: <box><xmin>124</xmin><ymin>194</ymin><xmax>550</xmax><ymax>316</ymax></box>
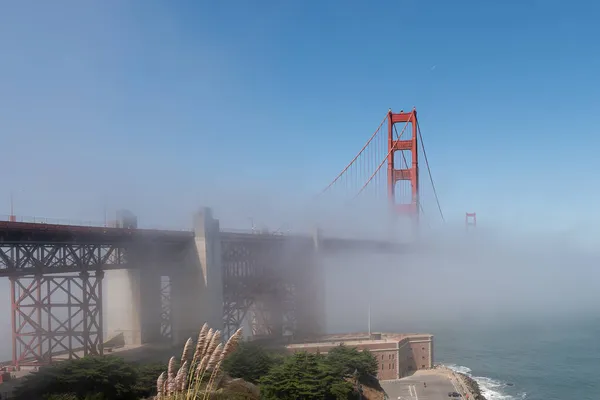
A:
<box><xmin>221</xmin><ymin>233</ymin><xmax>315</xmax><ymax>340</ymax></box>
<box><xmin>0</xmin><ymin>220</ymin><xmax>192</xmax><ymax>368</ymax></box>
<box><xmin>160</xmin><ymin>275</ymin><xmax>172</xmax><ymax>340</ymax></box>
<box><xmin>10</xmin><ymin>272</ymin><xmax>104</xmax><ymax>367</ymax></box>
<box><xmin>0</xmin><ymin>241</ymin><xmax>128</xmax><ymax>367</ymax></box>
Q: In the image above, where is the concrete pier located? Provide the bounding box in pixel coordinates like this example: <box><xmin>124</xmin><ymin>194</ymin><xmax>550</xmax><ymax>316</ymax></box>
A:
<box><xmin>293</xmin><ymin>227</ymin><xmax>326</xmax><ymax>337</ymax></box>
<box><xmin>171</xmin><ymin>208</ymin><xmax>223</xmax><ymax>343</ymax></box>
<box><xmin>104</xmin><ymin>208</ymin><xmax>225</xmax><ymax>347</ymax></box>
<box><xmin>104</xmin><ymin>212</ymin><xmax>140</xmax><ymax>345</ymax></box>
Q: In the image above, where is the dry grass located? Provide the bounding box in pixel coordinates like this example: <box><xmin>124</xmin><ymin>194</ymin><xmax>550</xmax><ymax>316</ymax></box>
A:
<box><xmin>155</xmin><ymin>324</ymin><xmax>243</xmax><ymax>400</ymax></box>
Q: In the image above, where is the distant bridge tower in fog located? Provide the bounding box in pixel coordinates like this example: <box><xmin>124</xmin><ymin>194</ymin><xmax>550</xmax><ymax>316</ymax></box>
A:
<box><xmin>466</xmin><ymin>212</ymin><xmax>477</xmax><ymax>230</ymax></box>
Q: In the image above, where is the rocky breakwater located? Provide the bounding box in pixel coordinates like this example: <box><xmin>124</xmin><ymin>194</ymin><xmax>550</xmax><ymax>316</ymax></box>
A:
<box><xmin>434</xmin><ymin>365</ymin><xmax>487</xmax><ymax>400</ymax></box>
<box><xmin>456</xmin><ymin>372</ymin><xmax>487</xmax><ymax>400</ymax></box>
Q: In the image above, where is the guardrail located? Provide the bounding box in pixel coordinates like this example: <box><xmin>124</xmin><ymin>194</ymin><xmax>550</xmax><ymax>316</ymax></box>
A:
<box><xmin>0</xmin><ymin>214</ymin><xmax>193</xmax><ymax>232</ymax></box>
<box><xmin>220</xmin><ymin>227</ymin><xmax>290</xmax><ymax>235</ymax></box>
<box><xmin>0</xmin><ymin>214</ymin><xmax>104</xmax><ymax>227</ymax></box>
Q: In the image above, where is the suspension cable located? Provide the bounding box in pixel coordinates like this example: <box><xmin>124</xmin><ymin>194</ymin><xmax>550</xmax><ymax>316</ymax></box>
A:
<box><xmin>353</xmin><ymin>120</ymin><xmax>411</xmax><ymax>199</ymax></box>
<box><xmin>318</xmin><ymin>113</ymin><xmax>389</xmax><ymax>196</ymax></box>
<box><xmin>416</xmin><ymin>119</ymin><xmax>445</xmax><ymax>223</ymax></box>
<box><xmin>393</xmin><ymin>124</ymin><xmax>431</xmax><ymax>229</ymax></box>
<box><xmin>419</xmin><ymin>202</ymin><xmax>431</xmax><ymax>229</ymax></box>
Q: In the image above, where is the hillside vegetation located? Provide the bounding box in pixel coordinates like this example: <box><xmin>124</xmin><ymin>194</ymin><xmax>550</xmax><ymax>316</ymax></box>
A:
<box><xmin>12</xmin><ymin>323</ymin><xmax>384</xmax><ymax>400</ymax></box>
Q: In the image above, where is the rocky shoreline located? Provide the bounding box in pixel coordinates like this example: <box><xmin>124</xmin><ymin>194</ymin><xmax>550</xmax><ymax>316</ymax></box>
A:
<box><xmin>434</xmin><ymin>365</ymin><xmax>487</xmax><ymax>400</ymax></box>
<box><xmin>456</xmin><ymin>371</ymin><xmax>487</xmax><ymax>400</ymax></box>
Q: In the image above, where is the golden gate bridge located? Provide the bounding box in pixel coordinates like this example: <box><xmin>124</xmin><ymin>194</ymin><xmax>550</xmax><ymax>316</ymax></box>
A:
<box><xmin>0</xmin><ymin>107</ymin><xmax>476</xmax><ymax>369</ymax></box>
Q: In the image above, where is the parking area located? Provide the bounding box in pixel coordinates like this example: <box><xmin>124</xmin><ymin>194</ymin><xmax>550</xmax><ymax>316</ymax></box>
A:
<box><xmin>381</xmin><ymin>370</ymin><xmax>461</xmax><ymax>400</ymax></box>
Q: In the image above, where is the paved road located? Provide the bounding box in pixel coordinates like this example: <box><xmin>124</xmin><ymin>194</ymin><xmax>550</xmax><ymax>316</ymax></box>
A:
<box><xmin>381</xmin><ymin>371</ymin><xmax>460</xmax><ymax>400</ymax></box>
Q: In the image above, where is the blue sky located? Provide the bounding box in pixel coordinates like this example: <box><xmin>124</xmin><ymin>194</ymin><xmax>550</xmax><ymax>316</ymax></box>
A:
<box><xmin>0</xmin><ymin>0</ymin><xmax>599</xmax><ymax>236</ymax></box>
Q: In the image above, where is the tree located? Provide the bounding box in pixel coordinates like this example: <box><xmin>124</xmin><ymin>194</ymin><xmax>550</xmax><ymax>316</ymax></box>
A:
<box><xmin>325</xmin><ymin>345</ymin><xmax>379</xmax><ymax>385</ymax></box>
<box><xmin>222</xmin><ymin>341</ymin><xmax>282</xmax><ymax>384</ymax></box>
<box><xmin>257</xmin><ymin>344</ymin><xmax>381</xmax><ymax>400</ymax></box>
<box><xmin>12</xmin><ymin>356</ymin><xmax>165</xmax><ymax>400</ymax></box>
<box><xmin>259</xmin><ymin>352</ymin><xmax>355</xmax><ymax>400</ymax></box>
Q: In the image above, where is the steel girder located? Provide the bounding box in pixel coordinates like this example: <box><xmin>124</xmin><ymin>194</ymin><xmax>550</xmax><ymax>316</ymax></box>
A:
<box><xmin>0</xmin><ymin>243</ymin><xmax>126</xmax><ymax>277</ymax></box>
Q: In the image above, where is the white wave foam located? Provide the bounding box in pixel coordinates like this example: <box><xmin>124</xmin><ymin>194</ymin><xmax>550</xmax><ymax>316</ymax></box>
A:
<box><xmin>445</xmin><ymin>363</ymin><xmax>526</xmax><ymax>400</ymax></box>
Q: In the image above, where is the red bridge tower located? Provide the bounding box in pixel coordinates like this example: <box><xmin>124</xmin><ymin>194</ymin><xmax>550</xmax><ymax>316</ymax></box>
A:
<box><xmin>387</xmin><ymin>109</ymin><xmax>419</xmax><ymax>225</ymax></box>
<box><xmin>466</xmin><ymin>212</ymin><xmax>477</xmax><ymax>230</ymax></box>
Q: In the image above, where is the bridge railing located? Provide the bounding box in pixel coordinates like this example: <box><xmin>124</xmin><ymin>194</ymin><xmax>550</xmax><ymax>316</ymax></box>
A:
<box><xmin>220</xmin><ymin>227</ymin><xmax>290</xmax><ymax>235</ymax></box>
<box><xmin>0</xmin><ymin>214</ymin><xmax>192</xmax><ymax>232</ymax></box>
<box><xmin>0</xmin><ymin>214</ymin><xmax>105</xmax><ymax>227</ymax></box>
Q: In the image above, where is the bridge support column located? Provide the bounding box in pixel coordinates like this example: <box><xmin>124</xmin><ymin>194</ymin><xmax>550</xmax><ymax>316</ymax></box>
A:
<box><xmin>171</xmin><ymin>207</ymin><xmax>223</xmax><ymax>343</ymax></box>
<box><xmin>104</xmin><ymin>211</ymin><xmax>164</xmax><ymax>347</ymax></box>
<box><xmin>104</xmin><ymin>269</ymin><xmax>163</xmax><ymax>346</ymax></box>
<box><xmin>294</xmin><ymin>227</ymin><xmax>326</xmax><ymax>338</ymax></box>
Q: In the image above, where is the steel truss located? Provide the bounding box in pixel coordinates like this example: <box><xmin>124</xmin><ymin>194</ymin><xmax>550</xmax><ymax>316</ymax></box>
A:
<box><xmin>221</xmin><ymin>237</ymin><xmax>312</xmax><ymax>340</ymax></box>
<box><xmin>159</xmin><ymin>275</ymin><xmax>172</xmax><ymax>341</ymax></box>
<box><xmin>247</xmin><ymin>282</ymin><xmax>296</xmax><ymax>338</ymax></box>
<box><xmin>10</xmin><ymin>271</ymin><xmax>104</xmax><ymax>367</ymax></box>
<box><xmin>0</xmin><ymin>243</ymin><xmax>126</xmax><ymax>277</ymax></box>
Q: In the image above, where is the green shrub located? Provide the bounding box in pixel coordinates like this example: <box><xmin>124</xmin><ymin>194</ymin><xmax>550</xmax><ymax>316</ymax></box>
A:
<box><xmin>12</xmin><ymin>356</ymin><xmax>165</xmax><ymax>400</ymax></box>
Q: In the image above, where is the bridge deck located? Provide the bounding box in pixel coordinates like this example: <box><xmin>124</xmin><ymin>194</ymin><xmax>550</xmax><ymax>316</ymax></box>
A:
<box><xmin>0</xmin><ymin>221</ymin><xmax>410</xmax><ymax>251</ymax></box>
<box><xmin>0</xmin><ymin>221</ymin><xmax>194</xmax><ymax>244</ymax></box>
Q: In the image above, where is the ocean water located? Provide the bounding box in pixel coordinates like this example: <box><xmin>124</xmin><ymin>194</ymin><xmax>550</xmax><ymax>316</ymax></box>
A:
<box><xmin>424</xmin><ymin>315</ymin><xmax>599</xmax><ymax>400</ymax></box>
<box><xmin>1</xmin><ymin>291</ymin><xmax>597</xmax><ymax>400</ymax></box>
